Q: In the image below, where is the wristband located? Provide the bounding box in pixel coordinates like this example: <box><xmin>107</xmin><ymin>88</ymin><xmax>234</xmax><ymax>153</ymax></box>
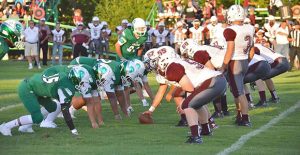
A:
<box><xmin>149</xmin><ymin>106</ymin><xmax>155</xmax><ymax>112</ymax></box>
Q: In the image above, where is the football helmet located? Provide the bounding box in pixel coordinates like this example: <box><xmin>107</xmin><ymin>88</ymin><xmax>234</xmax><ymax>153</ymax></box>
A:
<box><xmin>143</xmin><ymin>48</ymin><xmax>159</xmax><ymax>72</ymax></box>
<box><xmin>120</xmin><ymin>61</ymin><xmax>137</xmax><ymax>86</ymax></box>
<box><xmin>0</xmin><ymin>19</ymin><xmax>23</xmax><ymax>47</ymax></box>
<box><xmin>157</xmin><ymin>52</ymin><xmax>174</xmax><ymax>73</ymax></box>
<box><xmin>68</xmin><ymin>66</ymin><xmax>92</xmax><ymax>94</ymax></box>
<box><xmin>227</xmin><ymin>5</ymin><xmax>245</xmax><ymax>22</ymax></box>
<box><xmin>156</xmin><ymin>46</ymin><xmax>179</xmax><ymax>58</ymax></box>
<box><xmin>93</xmin><ymin>63</ymin><xmax>114</xmax><ymax>88</ymax></box>
<box><xmin>180</xmin><ymin>39</ymin><xmax>198</xmax><ymax>58</ymax></box>
<box><xmin>132</xmin><ymin>18</ymin><xmax>147</xmax><ymax>37</ymax></box>
<box><xmin>132</xmin><ymin>59</ymin><xmax>145</xmax><ymax>82</ymax></box>
<box><xmin>92</xmin><ymin>16</ymin><xmax>100</xmax><ymax>21</ymax></box>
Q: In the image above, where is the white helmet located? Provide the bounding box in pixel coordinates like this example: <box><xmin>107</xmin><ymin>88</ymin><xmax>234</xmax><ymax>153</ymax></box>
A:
<box><xmin>132</xmin><ymin>18</ymin><xmax>147</xmax><ymax>37</ymax></box>
<box><xmin>101</xmin><ymin>21</ymin><xmax>108</xmax><ymax>26</ymax></box>
<box><xmin>120</xmin><ymin>61</ymin><xmax>137</xmax><ymax>86</ymax></box>
<box><xmin>157</xmin><ymin>46</ymin><xmax>179</xmax><ymax>58</ymax></box>
<box><xmin>143</xmin><ymin>48</ymin><xmax>159</xmax><ymax>72</ymax></box>
<box><xmin>92</xmin><ymin>16</ymin><xmax>100</xmax><ymax>21</ymax></box>
<box><xmin>227</xmin><ymin>5</ymin><xmax>245</xmax><ymax>22</ymax></box>
<box><xmin>133</xmin><ymin>59</ymin><xmax>145</xmax><ymax>83</ymax></box>
<box><xmin>244</xmin><ymin>18</ymin><xmax>250</xmax><ymax>24</ymax></box>
<box><xmin>93</xmin><ymin>62</ymin><xmax>114</xmax><ymax>88</ymax></box>
<box><xmin>68</xmin><ymin>65</ymin><xmax>92</xmax><ymax>94</ymax></box>
<box><xmin>180</xmin><ymin>39</ymin><xmax>198</xmax><ymax>58</ymax></box>
<box><xmin>157</xmin><ymin>53</ymin><xmax>174</xmax><ymax>73</ymax></box>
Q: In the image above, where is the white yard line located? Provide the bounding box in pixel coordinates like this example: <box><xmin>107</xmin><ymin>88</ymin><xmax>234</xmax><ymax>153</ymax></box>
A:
<box><xmin>0</xmin><ymin>104</ymin><xmax>22</xmax><ymax>112</ymax></box>
<box><xmin>217</xmin><ymin>101</ymin><xmax>300</xmax><ymax>155</ymax></box>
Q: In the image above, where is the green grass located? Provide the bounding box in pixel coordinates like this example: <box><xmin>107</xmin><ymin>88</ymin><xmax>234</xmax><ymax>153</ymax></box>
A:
<box><xmin>0</xmin><ymin>61</ymin><xmax>300</xmax><ymax>155</ymax></box>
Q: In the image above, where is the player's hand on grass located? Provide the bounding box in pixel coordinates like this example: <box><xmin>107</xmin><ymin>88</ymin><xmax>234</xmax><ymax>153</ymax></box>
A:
<box><xmin>176</xmin><ymin>105</ymin><xmax>184</xmax><ymax>114</ymax></box>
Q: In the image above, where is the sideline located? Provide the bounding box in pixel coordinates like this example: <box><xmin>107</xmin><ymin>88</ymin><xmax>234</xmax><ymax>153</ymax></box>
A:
<box><xmin>217</xmin><ymin>101</ymin><xmax>300</xmax><ymax>155</ymax></box>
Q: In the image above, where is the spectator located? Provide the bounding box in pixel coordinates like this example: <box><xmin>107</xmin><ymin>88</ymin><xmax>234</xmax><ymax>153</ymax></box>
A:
<box><xmin>174</xmin><ymin>21</ymin><xmax>187</xmax><ymax>54</ymax></box>
<box><xmin>275</xmin><ymin>20</ymin><xmax>290</xmax><ymax>58</ymax></box>
<box><xmin>9</xmin><ymin>10</ymin><xmax>19</xmax><ymax>20</ymax></box>
<box><xmin>0</xmin><ymin>12</ymin><xmax>7</xmax><ymax>21</ymax></box>
<box><xmin>216</xmin><ymin>4</ymin><xmax>225</xmax><ymax>22</ymax></box>
<box><xmin>268</xmin><ymin>0</ymin><xmax>283</xmax><ymax>16</ymax></box>
<box><xmin>23</xmin><ymin>10</ymin><xmax>31</xmax><ymax>26</ymax></box>
<box><xmin>183</xmin><ymin>1</ymin><xmax>197</xmax><ymax>28</ymax></box>
<box><xmin>255</xmin><ymin>29</ymin><xmax>270</xmax><ymax>47</ymax></box>
<box><xmin>99</xmin><ymin>29</ymin><xmax>109</xmax><ymax>59</ymax></box>
<box><xmin>51</xmin><ymin>22</ymin><xmax>65</xmax><ymax>65</ymax></box>
<box><xmin>203</xmin><ymin>0</ymin><xmax>213</xmax><ymax>20</ymax></box>
<box><xmin>73</xmin><ymin>9</ymin><xmax>83</xmax><ymax>26</ymax></box>
<box><xmin>71</xmin><ymin>22</ymin><xmax>90</xmax><ymax>58</ymax></box>
<box><xmin>3</xmin><ymin>6</ymin><xmax>11</xmax><ymax>18</ymax></box>
<box><xmin>249</xmin><ymin>7</ymin><xmax>256</xmax><ymax>25</ymax></box>
<box><xmin>38</xmin><ymin>18</ymin><xmax>51</xmax><ymax>66</ymax></box>
<box><xmin>243</xmin><ymin>0</ymin><xmax>257</xmax><ymax>14</ymax></box>
<box><xmin>156</xmin><ymin>0</ymin><xmax>164</xmax><ymax>13</ymax></box>
<box><xmin>29</xmin><ymin>0</ymin><xmax>38</xmax><ymax>15</ymax></box>
<box><xmin>289</xmin><ymin>23</ymin><xmax>300</xmax><ymax>70</ymax></box>
<box><xmin>23</xmin><ymin>20</ymin><xmax>40</xmax><ymax>69</ymax></box>
<box><xmin>174</xmin><ymin>0</ymin><xmax>184</xmax><ymax>16</ymax></box>
<box><xmin>144</xmin><ymin>21</ymin><xmax>154</xmax><ymax>52</ymax></box>
<box><xmin>15</xmin><ymin>2</ymin><xmax>25</xmax><ymax>17</ymax></box>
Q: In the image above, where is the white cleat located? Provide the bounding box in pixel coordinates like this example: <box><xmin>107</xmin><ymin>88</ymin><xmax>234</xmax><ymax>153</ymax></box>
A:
<box><xmin>0</xmin><ymin>123</ymin><xmax>12</xmax><ymax>136</ymax></box>
<box><xmin>127</xmin><ymin>106</ymin><xmax>134</xmax><ymax>115</ymax></box>
<box><xmin>40</xmin><ymin>121</ymin><xmax>57</xmax><ymax>128</ymax></box>
<box><xmin>142</xmin><ymin>89</ymin><xmax>149</xmax><ymax>98</ymax></box>
<box><xmin>18</xmin><ymin>125</ymin><xmax>34</xmax><ymax>133</ymax></box>
<box><xmin>142</xmin><ymin>101</ymin><xmax>149</xmax><ymax>107</ymax></box>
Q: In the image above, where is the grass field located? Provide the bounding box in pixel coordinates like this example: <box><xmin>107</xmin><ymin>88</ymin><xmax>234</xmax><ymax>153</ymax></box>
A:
<box><xmin>0</xmin><ymin>61</ymin><xmax>300</xmax><ymax>155</ymax></box>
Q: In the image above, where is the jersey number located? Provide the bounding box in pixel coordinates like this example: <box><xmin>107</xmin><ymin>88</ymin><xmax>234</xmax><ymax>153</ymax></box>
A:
<box><xmin>243</xmin><ymin>35</ymin><xmax>252</xmax><ymax>54</ymax></box>
<box><xmin>42</xmin><ymin>74</ymin><xmax>59</xmax><ymax>84</ymax></box>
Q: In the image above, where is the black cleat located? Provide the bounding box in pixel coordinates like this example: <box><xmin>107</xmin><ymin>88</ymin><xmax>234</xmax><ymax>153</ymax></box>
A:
<box><xmin>200</xmin><ymin>130</ymin><xmax>213</xmax><ymax>136</ymax></box>
<box><xmin>185</xmin><ymin>136</ymin><xmax>203</xmax><ymax>144</ymax></box>
<box><xmin>255</xmin><ymin>101</ymin><xmax>268</xmax><ymax>107</ymax></box>
<box><xmin>268</xmin><ymin>97</ymin><xmax>280</xmax><ymax>104</ymax></box>
<box><xmin>238</xmin><ymin>120</ymin><xmax>252</xmax><ymax>127</ymax></box>
<box><xmin>175</xmin><ymin>120</ymin><xmax>188</xmax><ymax>127</ymax></box>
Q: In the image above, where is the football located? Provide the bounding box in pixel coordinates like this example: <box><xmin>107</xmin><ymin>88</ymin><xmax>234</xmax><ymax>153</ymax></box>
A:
<box><xmin>139</xmin><ymin>113</ymin><xmax>154</xmax><ymax>124</ymax></box>
<box><xmin>71</xmin><ymin>96</ymin><xmax>86</xmax><ymax>110</ymax></box>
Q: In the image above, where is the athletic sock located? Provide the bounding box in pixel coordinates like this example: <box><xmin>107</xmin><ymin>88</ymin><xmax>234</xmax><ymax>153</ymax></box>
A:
<box><xmin>190</xmin><ymin>125</ymin><xmax>200</xmax><ymax>137</ymax></box>
<box><xmin>245</xmin><ymin>93</ymin><xmax>253</xmax><ymax>103</ymax></box>
<box><xmin>221</xmin><ymin>94</ymin><xmax>228</xmax><ymax>112</ymax></box>
<box><xmin>242</xmin><ymin>114</ymin><xmax>249</xmax><ymax>122</ymax></box>
<box><xmin>270</xmin><ymin>90</ymin><xmax>278</xmax><ymax>99</ymax></box>
<box><xmin>201</xmin><ymin>123</ymin><xmax>211</xmax><ymax>134</ymax></box>
<box><xmin>180</xmin><ymin>114</ymin><xmax>186</xmax><ymax>121</ymax></box>
<box><xmin>259</xmin><ymin>91</ymin><xmax>267</xmax><ymax>102</ymax></box>
<box><xmin>44</xmin><ymin>102</ymin><xmax>61</xmax><ymax>122</ymax></box>
<box><xmin>5</xmin><ymin>115</ymin><xmax>33</xmax><ymax>129</ymax></box>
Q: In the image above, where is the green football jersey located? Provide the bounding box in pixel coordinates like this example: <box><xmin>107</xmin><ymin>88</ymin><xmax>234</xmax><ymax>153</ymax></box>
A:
<box><xmin>118</xmin><ymin>28</ymin><xmax>147</xmax><ymax>60</ymax></box>
<box><xmin>27</xmin><ymin>65</ymin><xmax>75</xmax><ymax>104</ymax></box>
<box><xmin>70</xmin><ymin>57</ymin><xmax>122</xmax><ymax>86</ymax></box>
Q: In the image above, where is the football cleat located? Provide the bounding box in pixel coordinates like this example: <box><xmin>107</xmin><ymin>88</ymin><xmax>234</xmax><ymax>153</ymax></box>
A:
<box><xmin>255</xmin><ymin>101</ymin><xmax>268</xmax><ymax>107</ymax></box>
<box><xmin>142</xmin><ymin>100</ymin><xmax>149</xmax><ymax>107</ymax></box>
<box><xmin>248</xmin><ymin>102</ymin><xmax>255</xmax><ymax>109</ymax></box>
<box><xmin>209</xmin><ymin>121</ymin><xmax>219</xmax><ymax>130</ymax></box>
<box><xmin>211</xmin><ymin>111</ymin><xmax>224</xmax><ymax>118</ymax></box>
<box><xmin>18</xmin><ymin>125</ymin><xmax>34</xmax><ymax>133</ymax></box>
<box><xmin>238</xmin><ymin>120</ymin><xmax>252</xmax><ymax>127</ymax></box>
<box><xmin>223</xmin><ymin>110</ymin><xmax>230</xmax><ymax>116</ymax></box>
<box><xmin>200</xmin><ymin>130</ymin><xmax>213</xmax><ymax>136</ymax></box>
<box><xmin>185</xmin><ymin>136</ymin><xmax>203</xmax><ymax>144</ymax></box>
<box><xmin>175</xmin><ymin>120</ymin><xmax>188</xmax><ymax>127</ymax></box>
<box><xmin>127</xmin><ymin>106</ymin><xmax>134</xmax><ymax>115</ymax></box>
<box><xmin>40</xmin><ymin>121</ymin><xmax>57</xmax><ymax>128</ymax></box>
<box><xmin>0</xmin><ymin>123</ymin><xmax>12</xmax><ymax>136</ymax></box>
<box><xmin>268</xmin><ymin>97</ymin><xmax>280</xmax><ymax>104</ymax></box>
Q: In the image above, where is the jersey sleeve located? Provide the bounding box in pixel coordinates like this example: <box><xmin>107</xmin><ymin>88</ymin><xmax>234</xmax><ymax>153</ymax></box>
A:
<box><xmin>165</xmin><ymin>63</ymin><xmax>186</xmax><ymax>82</ymax></box>
<box><xmin>57</xmin><ymin>78</ymin><xmax>76</xmax><ymax>104</ymax></box>
<box><xmin>193</xmin><ymin>50</ymin><xmax>211</xmax><ymax>65</ymax></box>
<box><xmin>118</xmin><ymin>31</ymin><xmax>128</xmax><ymax>45</ymax></box>
<box><xmin>223</xmin><ymin>28</ymin><xmax>236</xmax><ymax>41</ymax></box>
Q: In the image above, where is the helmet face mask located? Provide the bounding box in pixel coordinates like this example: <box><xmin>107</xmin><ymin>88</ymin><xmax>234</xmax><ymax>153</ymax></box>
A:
<box><xmin>93</xmin><ymin>63</ymin><xmax>113</xmax><ymax>88</ymax></box>
<box><xmin>132</xmin><ymin>18</ymin><xmax>147</xmax><ymax>37</ymax></box>
<box><xmin>180</xmin><ymin>39</ymin><xmax>198</xmax><ymax>58</ymax></box>
<box><xmin>69</xmin><ymin>66</ymin><xmax>92</xmax><ymax>94</ymax></box>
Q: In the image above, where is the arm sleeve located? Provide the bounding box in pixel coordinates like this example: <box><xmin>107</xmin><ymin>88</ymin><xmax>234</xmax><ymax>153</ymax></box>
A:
<box><xmin>165</xmin><ymin>63</ymin><xmax>185</xmax><ymax>82</ymax></box>
<box><xmin>223</xmin><ymin>28</ymin><xmax>236</xmax><ymax>41</ymax></box>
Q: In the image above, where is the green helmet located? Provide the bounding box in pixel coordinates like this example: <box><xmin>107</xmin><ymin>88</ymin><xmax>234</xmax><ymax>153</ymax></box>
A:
<box><xmin>0</xmin><ymin>19</ymin><xmax>23</xmax><ymax>47</ymax></box>
<box><xmin>68</xmin><ymin>66</ymin><xmax>92</xmax><ymax>93</ymax></box>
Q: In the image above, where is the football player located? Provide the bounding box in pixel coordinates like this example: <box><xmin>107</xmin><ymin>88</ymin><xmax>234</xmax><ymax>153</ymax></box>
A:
<box><xmin>0</xmin><ymin>19</ymin><xmax>23</xmax><ymax>60</ymax></box>
<box><xmin>152</xmin><ymin>22</ymin><xmax>170</xmax><ymax>48</ymax></box>
<box><xmin>219</xmin><ymin>5</ymin><xmax>255</xmax><ymax>126</ymax></box>
<box><xmin>70</xmin><ymin>57</ymin><xmax>128</xmax><ymax>119</ymax></box>
<box><xmin>88</xmin><ymin>16</ymin><xmax>102</xmax><ymax>58</ymax></box>
<box><xmin>68</xmin><ymin>65</ymin><xmax>104</xmax><ymax>128</ymax></box>
<box><xmin>0</xmin><ymin>66</ymin><xmax>78</xmax><ymax>136</ymax></box>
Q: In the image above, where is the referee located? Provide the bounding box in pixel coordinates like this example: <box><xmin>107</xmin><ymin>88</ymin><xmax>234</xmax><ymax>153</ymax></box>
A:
<box><xmin>289</xmin><ymin>22</ymin><xmax>300</xmax><ymax>70</ymax></box>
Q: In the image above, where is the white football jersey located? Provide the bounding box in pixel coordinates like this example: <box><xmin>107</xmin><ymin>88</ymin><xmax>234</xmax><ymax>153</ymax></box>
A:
<box><xmin>163</xmin><ymin>58</ymin><xmax>221</xmax><ymax>87</ymax></box>
<box><xmin>207</xmin><ymin>23</ymin><xmax>222</xmax><ymax>39</ymax></box>
<box><xmin>174</xmin><ymin>29</ymin><xmax>187</xmax><ymax>44</ymax></box>
<box><xmin>225</xmin><ymin>24</ymin><xmax>255</xmax><ymax>60</ymax></box>
<box><xmin>248</xmin><ymin>54</ymin><xmax>266</xmax><ymax>66</ymax></box>
<box><xmin>88</xmin><ymin>23</ymin><xmax>103</xmax><ymax>40</ymax></box>
<box><xmin>263</xmin><ymin>22</ymin><xmax>280</xmax><ymax>40</ymax></box>
<box><xmin>190</xmin><ymin>45</ymin><xmax>225</xmax><ymax>69</ymax></box>
<box><xmin>51</xmin><ymin>29</ymin><xmax>65</xmax><ymax>43</ymax></box>
<box><xmin>254</xmin><ymin>44</ymin><xmax>284</xmax><ymax>64</ymax></box>
<box><xmin>146</xmin><ymin>28</ymin><xmax>154</xmax><ymax>43</ymax></box>
<box><xmin>210</xmin><ymin>26</ymin><xmax>227</xmax><ymax>49</ymax></box>
<box><xmin>189</xmin><ymin>26</ymin><xmax>204</xmax><ymax>45</ymax></box>
<box><xmin>153</xmin><ymin>29</ymin><xmax>169</xmax><ymax>45</ymax></box>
